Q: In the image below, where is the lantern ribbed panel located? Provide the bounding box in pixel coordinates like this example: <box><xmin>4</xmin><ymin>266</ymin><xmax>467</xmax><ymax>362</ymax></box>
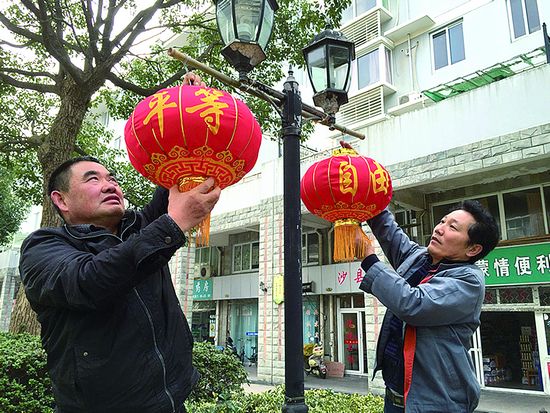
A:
<box><xmin>124</xmin><ymin>85</ymin><xmax>262</xmax><ymax>245</ymax></box>
<box><xmin>300</xmin><ymin>148</ymin><xmax>392</xmax><ymax>262</ymax></box>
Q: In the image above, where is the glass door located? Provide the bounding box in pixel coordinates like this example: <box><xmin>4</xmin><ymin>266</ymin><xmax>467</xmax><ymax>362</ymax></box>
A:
<box><xmin>338</xmin><ymin>310</ymin><xmax>367</xmax><ymax>375</ymax></box>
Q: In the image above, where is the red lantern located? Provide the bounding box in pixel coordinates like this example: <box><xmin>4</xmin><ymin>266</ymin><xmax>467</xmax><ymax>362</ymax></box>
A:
<box><xmin>124</xmin><ymin>85</ymin><xmax>262</xmax><ymax>245</ymax></box>
<box><xmin>300</xmin><ymin>147</ymin><xmax>392</xmax><ymax>262</ymax></box>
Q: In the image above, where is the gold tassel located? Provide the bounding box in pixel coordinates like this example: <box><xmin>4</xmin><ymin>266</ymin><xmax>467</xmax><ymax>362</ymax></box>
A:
<box><xmin>178</xmin><ymin>176</ymin><xmax>210</xmax><ymax>247</ymax></box>
<box><xmin>333</xmin><ymin>219</ymin><xmax>371</xmax><ymax>262</ymax></box>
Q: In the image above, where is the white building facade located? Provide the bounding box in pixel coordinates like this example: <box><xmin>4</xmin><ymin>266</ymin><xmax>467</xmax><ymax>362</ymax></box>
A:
<box><xmin>187</xmin><ymin>0</ymin><xmax>550</xmax><ymax>399</ymax></box>
<box><xmin>1</xmin><ymin>0</ymin><xmax>550</xmax><ymax>400</ymax></box>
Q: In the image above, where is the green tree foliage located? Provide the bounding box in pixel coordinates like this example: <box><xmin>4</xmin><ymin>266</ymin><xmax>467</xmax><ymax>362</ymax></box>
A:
<box><xmin>0</xmin><ymin>0</ymin><xmax>350</xmax><ymax>332</ymax></box>
<box><xmin>0</xmin><ymin>165</ymin><xmax>29</xmax><ymax>247</ymax></box>
<box><xmin>0</xmin><ymin>0</ymin><xmax>350</xmax><ymax>221</ymax></box>
<box><xmin>104</xmin><ymin>0</ymin><xmax>352</xmax><ymax>137</ymax></box>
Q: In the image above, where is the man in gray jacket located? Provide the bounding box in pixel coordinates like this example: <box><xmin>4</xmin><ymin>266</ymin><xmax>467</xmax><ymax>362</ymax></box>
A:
<box><xmin>358</xmin><ymin>200</ymin><xmax>499</xmax><ymax>412</ymax></box>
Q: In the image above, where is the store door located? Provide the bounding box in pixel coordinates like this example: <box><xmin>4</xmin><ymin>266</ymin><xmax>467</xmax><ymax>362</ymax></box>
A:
<box><xmin>469</xmin><ymin>327</ymin><xmax>484</xmax><ymax>386</ymax></box>
<box><xmin>535</xmin><ymin>312</ymin><xmax>550</xmax><ymax>394</ymax></box>
<box><xmin>338</xmin><ymin>310</ymin><xmax>368</xmax><ymax>375</ymax></box>
<box><xmin>229</xmin><ymin>300</ymin><xmax>258</xmax><ymax>366</ymax></box>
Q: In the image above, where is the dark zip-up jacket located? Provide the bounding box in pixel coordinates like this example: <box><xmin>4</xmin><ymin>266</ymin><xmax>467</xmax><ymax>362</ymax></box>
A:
<box><xmin>19</xmin><ymin>188</ymin><xmax>199</xmax><ymax>413</ymax></box>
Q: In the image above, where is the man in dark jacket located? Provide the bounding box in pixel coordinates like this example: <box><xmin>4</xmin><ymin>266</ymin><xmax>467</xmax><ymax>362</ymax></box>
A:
<box><xmin>19</xmin><ymin>121</ymin><xmax>220</xmax><ymax>411</ymax></box>
<box><xmin>358</xmin><ymin>201</ymin><xmax>499</xmax><ymax>412</ymax></box>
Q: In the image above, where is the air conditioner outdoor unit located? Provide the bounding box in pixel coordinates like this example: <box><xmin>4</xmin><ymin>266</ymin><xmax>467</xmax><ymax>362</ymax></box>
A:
<box><xmin>195</xmin><ymin>264</ymin><xmax>212</xmax><ymax>279</ymax></box>
<box><xmin>399</xmin><ymin>92</ymin><xmax>423</xmax><ymax>105</ymax></box>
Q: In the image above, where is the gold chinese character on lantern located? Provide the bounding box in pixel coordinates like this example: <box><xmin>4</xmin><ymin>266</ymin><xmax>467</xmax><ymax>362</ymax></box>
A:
<box><xmin>339</xmin><ymin>161</ymin><xmax>358</xmax><ymax>196</ymax></box>
<box><xmin>143</xmin><ymin>91</ymin><xmax>177</xmax><ymax>138</ymax></box>
<box><xmin>185</xmin><ymin>88</ymin><xmax>229</xmax><ymax>135</ymax></box>
<box><xmin>370</xmin><ymin>160</ymin><xmax>390</xmax><ymax>195</ymax></box>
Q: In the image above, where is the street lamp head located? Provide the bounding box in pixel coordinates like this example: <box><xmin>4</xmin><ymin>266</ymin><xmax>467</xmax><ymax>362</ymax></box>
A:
<box><xmin>303</xmin><ymin>26</ymin><xmax>355</xmax><ymax>115</ymax></box>
<box><xmin>215</xmin><ymin>0</ymin><xmax>279</xmax><ymax>80</ymax></box>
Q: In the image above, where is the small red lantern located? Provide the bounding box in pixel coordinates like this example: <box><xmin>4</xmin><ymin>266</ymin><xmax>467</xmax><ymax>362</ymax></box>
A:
<box><xmin>300</xmin><ymin>147</ymin><xmax>392</xmax><ymax>262</ymax></box>
<box><xmin>124</xmin><ymin>85</ymin><xmax>262</xmax><ymax>245</ymax></box>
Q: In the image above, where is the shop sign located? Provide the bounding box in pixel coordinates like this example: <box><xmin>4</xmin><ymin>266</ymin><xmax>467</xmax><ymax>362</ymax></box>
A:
<box><xmin>193</xmin><ymin>279</ymin><xmax>213</xmax><ymax>300</ymax></box>
<box><xmin>273</xmin><ymin>274</ymin><xmax>284</xmax><ymax>304</ymax></box>
<box><xmin>476</xmin><ymin>242</ymin><xmax>550</xmax><ymax>286</ymax></box>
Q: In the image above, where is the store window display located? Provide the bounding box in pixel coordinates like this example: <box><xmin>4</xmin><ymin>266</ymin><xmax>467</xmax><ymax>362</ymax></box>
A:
<box><xmin>481</xmin><ymin>311</ymin><xmax>542</xmax><ymax>391</ymax></box>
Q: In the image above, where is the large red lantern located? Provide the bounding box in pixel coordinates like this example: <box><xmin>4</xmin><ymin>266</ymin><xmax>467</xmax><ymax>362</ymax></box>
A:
<box><xmin>300</xmin><ymin>147</ymin><xmax>392</xmax><ymax>262</ymax></box>
<box><xmin>124</xmin><ymin>85</ymin><xmax>262</xmax><ymax>245</ymax></box>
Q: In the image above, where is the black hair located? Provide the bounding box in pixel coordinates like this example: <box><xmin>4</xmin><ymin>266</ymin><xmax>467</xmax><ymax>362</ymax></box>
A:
<box><xmin>449</xmin><ymin>200</ymin><xmax>500</xmax><ymax>263</ymax></box>
<box><xmin>47</xmin><ymin>156</ymin><xmax>102</xmax><ymax>217</ymax></box>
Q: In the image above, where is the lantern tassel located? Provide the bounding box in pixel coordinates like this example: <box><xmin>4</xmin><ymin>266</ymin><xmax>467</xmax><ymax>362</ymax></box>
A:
<box><xmin>178</xmin><ymin>176</ymin><xmax>210</xmax><ymax>247</ymax></box>
<box><xmin>333</xmin><ymin>219</ymin><xmax>371</xmax><ymax>263</ymax></box>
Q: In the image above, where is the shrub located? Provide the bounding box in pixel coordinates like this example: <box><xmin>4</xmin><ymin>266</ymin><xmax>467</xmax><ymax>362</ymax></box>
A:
<box><xmin>186</xmin><ymin>385</ymin><xmax>384</xmax><ymax>413</ymax></box>
<box><xmin>188</xmin><ymin>341</ymin><xmax>249</xmax><ymax>403</ymax></box>
<box><xmin>0</xmin><ymin>332</ymin><xmax>54</xmax><ymax>413</ymax></box>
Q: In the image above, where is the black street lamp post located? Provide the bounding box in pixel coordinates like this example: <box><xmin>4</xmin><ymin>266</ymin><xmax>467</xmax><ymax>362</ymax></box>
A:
<box><xmin>176</xmin><ymin>2</ymin><xmax>360</xmax><ymax>411</ymax></box>
<box><xmin>280</xmin><ymin>70</ymin><xmax>307</xmax><ymax>412</ymax></box>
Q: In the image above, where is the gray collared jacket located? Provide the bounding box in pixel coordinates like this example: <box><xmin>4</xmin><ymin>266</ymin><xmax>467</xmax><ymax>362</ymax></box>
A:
<box><xmin>360</xmin><ymin>209</ymin><xmax>483</xmax><ymax>413</ymax></box>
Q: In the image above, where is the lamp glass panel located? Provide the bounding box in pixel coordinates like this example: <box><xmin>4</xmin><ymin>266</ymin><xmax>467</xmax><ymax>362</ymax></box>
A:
<box><xmin>328</xmin><ymin>44</ymin><xmax>351</xmax><ymax>90</ymax></box>
<box><xmin>217</xmin><ymin>0</ymin><xmax>235</xmax><ymax>45</ymax></box>
<box><xmin>258</xmin><ymin>0</ymin><xmax>275</xmax><ymax>49</ymax></box>
<box><xmin>235</xmin><ymin>0</ymin><xmax>262</xmax><ymax>41</ymax></box>
<box><xmin>306</xmin><ymin>46</ymin><xmax>328</xmax><ymax>92</ymax></box>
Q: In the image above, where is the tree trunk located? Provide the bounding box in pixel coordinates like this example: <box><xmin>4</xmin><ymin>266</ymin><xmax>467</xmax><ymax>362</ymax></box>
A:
<box><xmin>9</xmin><ymin>288</ymin><xmax>42</xmax><ymax>334</ymax></box>
<box><xmin>9</xmin><ymin>77</ymin><xmax>92</xmax><ymax>335</ymax></box>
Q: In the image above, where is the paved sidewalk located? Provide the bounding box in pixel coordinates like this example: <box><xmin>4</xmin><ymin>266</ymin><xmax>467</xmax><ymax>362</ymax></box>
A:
<box><xmin>244</xmin><ymin>367</ymin><xmax>550</xmax><ymax>412</ymax></box>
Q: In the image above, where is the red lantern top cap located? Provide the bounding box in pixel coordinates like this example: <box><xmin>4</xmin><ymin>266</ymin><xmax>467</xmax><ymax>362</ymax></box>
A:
<box><xmin>332</xmin><ymin>147</ymin><xmax>358</xmax><ymax>157</ymax></box>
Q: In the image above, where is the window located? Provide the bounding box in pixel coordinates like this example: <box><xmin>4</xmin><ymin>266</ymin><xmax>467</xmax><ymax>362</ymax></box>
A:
<box><xmin>195</xmin><ymin>247</ymin><xmax>211</xmax><ymax>265</ymax></box>
<box><xmin>432</xmin><ymin>21</ymin><xmax>465</xmax><ymax>70</ymax></box>
<box><xmin>394</xmin><ymin>209</ymin><xmax>421</xmax><ymax>244</ymax></box>
<box><xmin>342</xmin><ymin>0</ymin><xmax>377</xmax><ymax>22</ymax></box>
<box><xmin>232</xmin><ymin>242</ymin><xmax>259</xmax><ymax>272</ymax></box>
<box><xmin>302</xmin><ymin>232</ymin><xmax>319</xmax><ymax>265</ymax></box>
<box><xmin>431</xmin><ymin>186</ymin><xmax>550</xmax><ymax>242</ymax></box>
<box><xmin>357</xmin><ymin>47</ymin><xmax>392</xmax><ymax>89</ymax></box>
<box><xmin>544</xmin><ymin>186</ymin><xmax>550</xmax><ymax>234</ymax></box>
<box><xmin>432</xmin><ymin>195</ymin><xmax>501</xmax><ymax>238</ymax></box>
<box><xmin>503</xmin><ymin>188</ymin><xmax>544</xmax><ymax>239</ymax></box>
<box><xmin>508</xmin><ymin>0</ymin><xmax>540</xmax><ymax>39</ymax></box>
<box><xmin>195</xmin><ymin>246</ymin><xmax>220</xmax><ymax>275</ymax></box>
<box><xmin>339</xmin><ymin>294</ymin><xmax>365</xmax><ymax>309</ymax></box>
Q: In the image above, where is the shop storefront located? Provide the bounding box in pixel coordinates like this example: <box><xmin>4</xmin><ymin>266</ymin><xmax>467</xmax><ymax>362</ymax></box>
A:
<box><xmin>192</xmin><ymin>278</ymin><xmax>216</xmax><ymax>343</ymax></box>
<box><xmin>473</xmin><ymin>241</ymin><xmax>550</xmax><ymax>393</ymax></box>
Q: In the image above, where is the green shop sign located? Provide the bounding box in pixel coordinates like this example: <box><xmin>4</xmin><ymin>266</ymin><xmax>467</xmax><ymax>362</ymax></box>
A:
<box><xmin>193</xmin><ymin>279</ymin><xmax>213</xmax><ymax>300</ymax></box>
<box><xmin>476</xmin><ymin>242</ymin><xmax>550</xmax><ymax>286</ymax></box>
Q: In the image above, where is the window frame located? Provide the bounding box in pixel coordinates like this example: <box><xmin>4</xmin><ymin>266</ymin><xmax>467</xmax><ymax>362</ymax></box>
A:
<box><xmin>356</xmin><ymin>45</ymin><xmax>393</xmax><ymax>90</ymax></box>
<box><xmin>431</xmin><ymin>20</ymin><xmax>465</xmax><ymax>70</ymax></box>
<box><xmin>507</xmin><ymin>0</ymin><xmax>541</xmax><ymax>40</ymax></box>
<box><xmin>301</xmin><ymin>231</ymin><xmax>320</xmax><ymax>266</ymax></box>
<box><xmin>430</xmin><ymin>184</ymin><xmax>550</xmax><ymax>243</ymax></box>
<box><xmin>232</xmin><ymin>241</ymin><xmax>260</xmax><ymax>273</ymax></box>
<box><xmin>342</xmin><ymin>0</ymin><xmax>378</xmax><ymax>22</ymax></box>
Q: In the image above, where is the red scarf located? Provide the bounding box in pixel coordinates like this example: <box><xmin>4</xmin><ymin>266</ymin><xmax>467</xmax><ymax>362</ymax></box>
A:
<box><xmin>403</xmin><ymin>271</ymin><xmax>436</xmax><ymax>406</ymax></box>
